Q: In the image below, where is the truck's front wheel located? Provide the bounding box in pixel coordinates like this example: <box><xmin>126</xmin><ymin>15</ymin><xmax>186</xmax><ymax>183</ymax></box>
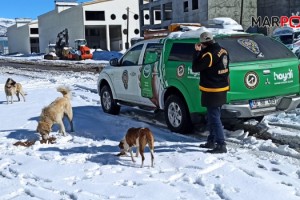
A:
<box><xmin>164</xmin><ymin>95</ymin><xmax>193</xmax><ymax>133</ymax></box>
<box><xmin>100</xmin><ymin>85</ymin><xmax>120</xmax><ymax>115</ymax></box>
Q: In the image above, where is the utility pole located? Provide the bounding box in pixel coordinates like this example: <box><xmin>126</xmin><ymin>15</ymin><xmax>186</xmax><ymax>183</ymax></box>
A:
<box><xmin>240</xmin><ymin>0</ymin><xmax>244</xmax><ymax>25</ymax></box>
<box><xmin>126</xmin><ymin>7</ymin><xmax>129</xmax><ymax>50</ymax></box>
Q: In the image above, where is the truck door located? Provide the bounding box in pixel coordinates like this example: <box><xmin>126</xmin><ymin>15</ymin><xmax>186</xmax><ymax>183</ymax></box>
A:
<box><xmin>113</xmin><ymin>44</ymin><xmax>143</xmax><ymax>103</ymax></box>
<box><xmin>140</xmin><ymin>43</ymin><xmax>163</xmax><ymax>107</ymax></box>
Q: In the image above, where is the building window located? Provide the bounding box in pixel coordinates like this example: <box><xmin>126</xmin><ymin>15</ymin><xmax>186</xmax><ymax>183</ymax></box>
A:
<box><xmin>192</xmin><ymin>0</ymin><xmax>198</xmax><ymax>10</ymax></box>
<box><xmin>184</xmin><ymin>1</ymin><xmax>188</xmax><ymax>12</ymax></box>
<box><xmin>122</xmin><ymin>14</ymin><xmax>127</xmax><ymax>20</ymax></box>
<box><xmin>134</xmin><ymin>14</ymin><xmax>139</xmax><ymax>20</ymax></box>
<box><xmin>123</xmin><ymin>29</ymin><xmax>128</xmax><ymax>35</ymax></box>
<box><xmin>145</xmin><ymin>14</ymin><xmax>150</xmax><ymax>20</ymax></box>
<box><xmin>134</xmin><ymin>29</ymin><xmax>139</xmax><ymax>35</ymax></box>
<box><xmin>163</xmin><ymin>2</ymin><xmax>172</xmax><ymax>20</ymax></box>
<box><xmin>30</xmin><ymin>28</ymin><xmax>38</xmax><ymax>34</ymax></box>
<box><xmin>155</xmin><ymin>11</ymin><xmax>161</xmax><ymax>20</ymax></box>
<box><xmin>30</xmin><ymin>38</ymin><xmax>39</xmax><ymax>43</ymax></box>
<box><xmin>111</xmin><ymin>14</ymin><xmax>116</xmax><ymax>20</ymax></box>
<box><xmin>85</xmin><ymin>11</ymin><xmax>105</xmax><ymax>21</ymax></box>
<box><xmin>87</xmin><ymin>29</ymin><xmax>100</xmax><ymax>36</ymax></box>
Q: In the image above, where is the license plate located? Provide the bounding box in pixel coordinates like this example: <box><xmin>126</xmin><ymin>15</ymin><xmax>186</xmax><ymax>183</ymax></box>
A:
<box><xmin>249</xmin><ymin>98</ymin><xmax>277</xmax><ymax>109</ymax></box>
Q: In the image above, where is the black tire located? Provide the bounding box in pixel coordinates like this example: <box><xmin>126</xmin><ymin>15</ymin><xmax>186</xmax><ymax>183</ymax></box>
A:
<box><xmin>164</xmin><ymin>95</ymin><xmax>193</xmax><ymax>133</ymax></box>
<box><xmin>100</xmin><ymin>85</ymin><xmax>120</xmax><ymax>115</ymax></box>
<box><xmin>75</xmin><ymin>54</ymin><xmax>81</xmax><ymax>60</ymax></box>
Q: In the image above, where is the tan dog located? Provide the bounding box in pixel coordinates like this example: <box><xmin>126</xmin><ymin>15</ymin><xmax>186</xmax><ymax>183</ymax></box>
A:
<box><xmin>36</xmin><ymin>86</ymin><xmax>74</xmax><ymax>140</ymax></box>
<box><xmin>119</xmin><ymin>127</ymin><xmax>155</xmax><ymax>168</ymax></box>
<box><xmin>4</xmin><ymin>78</ymin><xmax>26</xmax><ymax>104</ymax></box>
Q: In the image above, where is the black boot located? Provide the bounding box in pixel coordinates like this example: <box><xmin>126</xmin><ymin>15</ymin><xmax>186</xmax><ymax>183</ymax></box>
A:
<box><xmin>206</xmin><ymin>143</ymin><xmax>227</xmax><ymax>153</ymax></box>
<box><xmin>199</xmin><ymin>142</ymin><xmax>216</xmax><ymax>149</ymax></box>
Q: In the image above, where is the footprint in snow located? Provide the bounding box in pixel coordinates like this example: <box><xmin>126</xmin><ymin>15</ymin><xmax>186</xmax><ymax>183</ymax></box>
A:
<box><xmin>257</xmin><ymin>163</ymin><xmax>268</xmax><ymax>170</ymax></box>
<box><xmin>83</xmin><ymin>169</ymin><xmax>102</xmax><ymax>179</ymax></box>
<box><xmin>270</xmin><ymin>160</ymin><xmax>281</xmax><ymax>165</ymax></box>
<box><xmin>271</xmin><ymin>168</ymin><xmax>288</xmax><ymax>176</ymax></box>
<box><xmin>113</xmin><ymin>179</ymin><xmax>142</xmax><ymax>187</ymax></box>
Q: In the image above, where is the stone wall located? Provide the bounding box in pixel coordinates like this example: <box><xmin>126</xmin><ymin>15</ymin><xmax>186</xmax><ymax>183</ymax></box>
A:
<box><xmin>258</xmin><ymin>0</ymin><xmax>300</xmax><ymax>18</ymax></box>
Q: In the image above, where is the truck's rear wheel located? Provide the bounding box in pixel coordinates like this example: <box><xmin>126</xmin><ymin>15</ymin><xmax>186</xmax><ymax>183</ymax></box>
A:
<box><xmin>164</xmin><ymin>95</ymin><xmax>193</xmax><ymax>133</ymax></box>
<box><xmin>100</xmin><ymin>85</ymin><xmax>120</xmax><ymax>115</ymax></box>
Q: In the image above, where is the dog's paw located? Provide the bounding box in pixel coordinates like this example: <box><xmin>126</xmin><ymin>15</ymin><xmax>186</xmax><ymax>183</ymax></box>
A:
<box><xmin>40</xmin><ymin>136</ymin><xmax>56</xmax><ymax>144</ymax></box>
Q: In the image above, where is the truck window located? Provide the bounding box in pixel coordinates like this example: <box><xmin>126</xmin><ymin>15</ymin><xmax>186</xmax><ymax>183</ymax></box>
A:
<box><xmin>216</xmin><ymin>35</ymin><xmax>296</xmax><ymax>63</ymax></box>
<box><xmin>120</xmin><ymin>44</ymin><xmax>143</xmax><ymax>66</ymax></box>
<box><xmin>168</xmin><ymin>43</ymin><xmax>195</xmax><ymax>62</ymax></box>
<box><xmin>143</xmin><ymin>43</ymin><xmax>163</xmax><ymax>64</ymax></box>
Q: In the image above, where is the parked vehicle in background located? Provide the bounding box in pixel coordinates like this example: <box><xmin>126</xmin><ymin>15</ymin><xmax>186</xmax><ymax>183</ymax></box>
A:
<box><xmin>205</xmin><ymin>17</ymin><xmax>244</xmax><ymax>32</ymax></box>
<box><xmin>44</xmin><ymin>43</ymin><xmax>58</xmax><ymax>60</ymax></box>
<box><xmin>97</xmin><ymin>28</ymin><xmax>300</xmax><ymax>133</ymax></box>
<box><xmin>271</xmin><ymin>26</ymin><xmax>300</xmax><ymax>55</ymax></box>
<box><xmin>44</xmin><ymin>29</ymin><xmax>93</xmax><ymax>60</ymax></box>
<box><xmin>66</xmin><ymin>39</ymin><xmax>93</xmax><ymax>60</ymax></box>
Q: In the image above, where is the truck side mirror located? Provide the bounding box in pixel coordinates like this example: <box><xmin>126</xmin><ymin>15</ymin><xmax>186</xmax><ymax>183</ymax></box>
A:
<box><xmin>109</xmin><ymin>58</ymin><xmax>119</xmax><ymax>66</ymax></box>
<box><xmin>144</xmin><ymin>51</ymin><xmax>159</xmax><ymax>64</ymax></box>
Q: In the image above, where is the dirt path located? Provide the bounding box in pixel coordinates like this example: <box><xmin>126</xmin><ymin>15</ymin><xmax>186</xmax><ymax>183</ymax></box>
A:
<box><xmin>0</xmin><ymin>59</ymin><xmax>104</xmax><ymax>73</ymax></box>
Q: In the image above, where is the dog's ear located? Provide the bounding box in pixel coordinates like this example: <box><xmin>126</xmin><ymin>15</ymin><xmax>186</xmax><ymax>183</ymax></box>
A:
<box><xmin>6</xmin><ymin>78</ymin><xmax>10</xmax><ymax>84</ymax></box>
<box><xmin>11</xmin><ymin>80</ymin><xmax>16</xmax><ymax>85</ymax></box>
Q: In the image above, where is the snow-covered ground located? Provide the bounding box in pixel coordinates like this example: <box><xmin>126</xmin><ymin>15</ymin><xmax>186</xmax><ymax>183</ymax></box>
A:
<box><xmin>0</xmin><ymin>57</ymin><xmax>300</xmax><ymax>199</ymax></box>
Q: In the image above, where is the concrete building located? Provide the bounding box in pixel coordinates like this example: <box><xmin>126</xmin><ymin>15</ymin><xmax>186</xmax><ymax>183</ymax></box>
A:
<box><xmin>7</xmin><ymin>19</ymin><xmax>39</xmax><ymax>54</ymax></box>
<box><xmin>258</xmin><ymin>0</ymin><xmax>300</xmax><ymax>18</ymax></box>
<box><xmin>139</xmin><ymin>0</ymin><xmax>257</xmax><ymax>33</ymax></box>
<box><xmin>38</xmin><ymin>0</ymin><xmax>141</xmax><ymax>53</ymax></box>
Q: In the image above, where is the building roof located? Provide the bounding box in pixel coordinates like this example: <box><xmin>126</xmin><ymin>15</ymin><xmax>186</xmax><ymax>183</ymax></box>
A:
<box><xmin>55</xmin><ymin>0</ymin><xmax>77</xmax><ymax>2</ymax></box>
<box><xmin>83</xmin><ymin>0</ymin><xmax>113</xmax><ymax>6</ymax></box>
<box><xmin>55</xmin><ymin>0</ymin><xmax>78</xmax><ymax>6</ymax></box>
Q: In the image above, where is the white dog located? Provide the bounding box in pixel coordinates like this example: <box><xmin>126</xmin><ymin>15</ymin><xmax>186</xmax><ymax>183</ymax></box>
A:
<box><xmin>4</xmin><ymin>78</ymin><xmax>26</xmax><ymax>104</ymax></box>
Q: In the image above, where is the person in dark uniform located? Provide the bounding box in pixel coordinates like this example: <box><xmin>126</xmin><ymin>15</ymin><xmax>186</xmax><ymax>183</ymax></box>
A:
<box><xmin>192</xmin><ymin>31</ymin><xmax>230</xmax><ymax>153</ymax></box>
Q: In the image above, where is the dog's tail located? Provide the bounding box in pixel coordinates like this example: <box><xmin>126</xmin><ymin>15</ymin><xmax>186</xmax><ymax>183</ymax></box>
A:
<box><xmin>57</xmin><ymin>86</ymin><xmax>71</xmax><ymax>99</ymax></box>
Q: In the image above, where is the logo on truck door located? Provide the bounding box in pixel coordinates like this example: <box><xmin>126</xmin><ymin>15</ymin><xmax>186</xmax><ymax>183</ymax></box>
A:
<box><xmin>176</xmin><ymin>64</ymin><xmax>185</xmax><ymax>78</ymax></box>
<box><xmin>143</xmin><ymin>64</ymin><xmax>152</xmax><ymax>78</ymax></box>
<box><xmin>122</xmin><ymin>70</ymin><xmax>129</xmax><ymax>89</ymax></box>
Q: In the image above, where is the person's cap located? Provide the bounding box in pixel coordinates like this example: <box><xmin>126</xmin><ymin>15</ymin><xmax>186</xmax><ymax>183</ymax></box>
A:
<box><xmin>199</xmin><ymin>31</ymin><xmax>213</xmax><ymax>43</ymax></box>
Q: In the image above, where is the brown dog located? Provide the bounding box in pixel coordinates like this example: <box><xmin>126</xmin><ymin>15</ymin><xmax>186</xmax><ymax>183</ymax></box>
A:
<box><xmin>118</xmin><ymin>127</ymin><xmax>155</xmax><ymax>168</ymax></box>
<box><xmin>36</xmin><ymin>86</ymin><xmax>74</xmax><ymax>140</ymax></box>
<box><xmin>4</xmin><ymin>78</ymin><xmax>26</xmax><ymax>104</ymax></box>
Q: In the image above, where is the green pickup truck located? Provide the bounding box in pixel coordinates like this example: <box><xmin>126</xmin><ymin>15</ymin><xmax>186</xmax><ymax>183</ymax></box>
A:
<box><xmin>97</xmin><ymin>32</ymin><xmax>300</xmax><ymax>133</ymax></box>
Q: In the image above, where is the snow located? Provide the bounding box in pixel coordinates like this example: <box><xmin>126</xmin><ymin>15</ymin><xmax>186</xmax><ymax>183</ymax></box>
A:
<box><xmin>0</xmin><ymin>18</ymin><xmax>15</xmax><ymax>36</ymax></box>
<box><xmin>0</xmin><ymin>55</ymin><xmax>300</xmax><ymax>200</ymax></box>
